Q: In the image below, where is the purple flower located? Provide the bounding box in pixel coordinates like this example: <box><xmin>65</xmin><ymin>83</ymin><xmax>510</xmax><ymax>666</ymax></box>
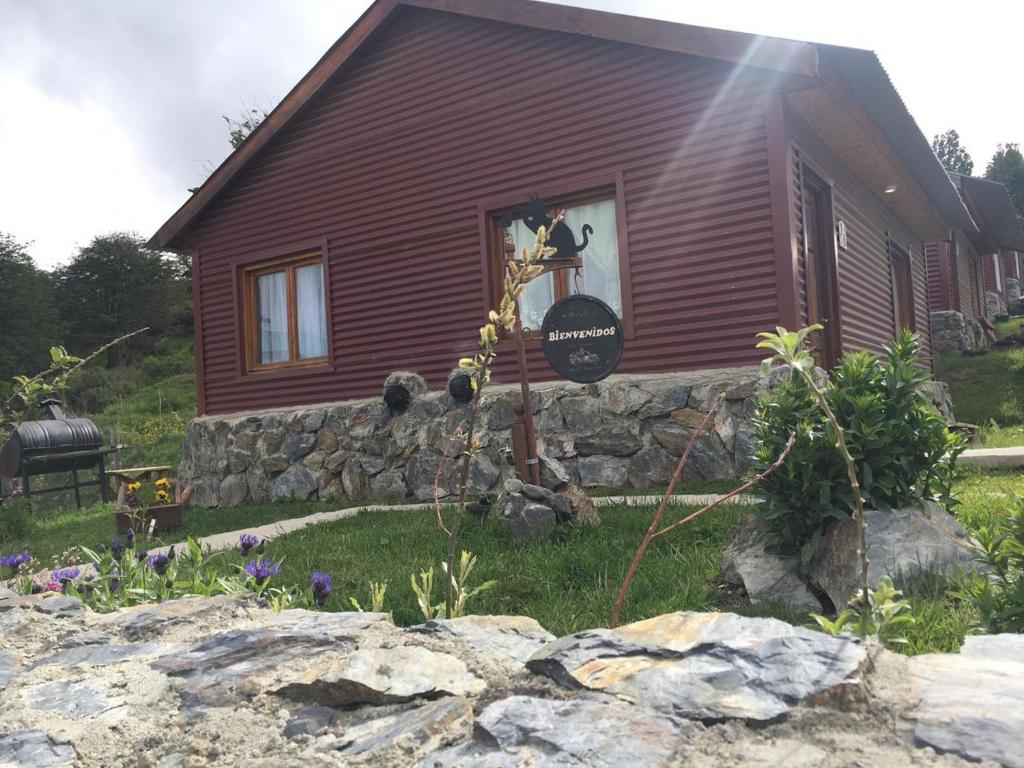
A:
<box><xmin>310</xmin><ymin>571</ymin><xmax>333</xmax><ymax>606</ymax></box>
<box><xmin>0</xmin><ymin>551</ymin><xmax>31</xmax><ymax>571</ymax></box>
<box><xmin>125</xmin><ymin>530</ymin><xmax>135</xmax><ymax>547</ymax></box>
<box><xmin>243</xmin><ymin>559</ymin><xmax>280</xmax><ymax>586</ymax></box>
<box><xmin>239</xmin><ymin>534</ymin><xmax>264</xmax><ymax>555</ymax></box>
<box><xmin>147</xmin><ymin>554</ymin><xmax>170</xmax><ymax>576</ymax></box>
<box><xmin>110</xmin><ymin>537</ymin><xmax>127</xmax><ymax>560</ymax></box>
<box><xmin>51</xmin><ymin>567</ymin><xmax>80</xmax><ymax>584</ymax></box>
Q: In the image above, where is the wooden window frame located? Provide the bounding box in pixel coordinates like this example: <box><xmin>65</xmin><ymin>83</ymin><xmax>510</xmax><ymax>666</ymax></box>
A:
<box><xmin>477</xmin><ymin>172</ymin><xmax>634</xmax><ymax>343</ymax></box>
<box><xmin>238</xmin><ymin>247</ymin><xmax>331</xmax><ymax>375</ymax></box>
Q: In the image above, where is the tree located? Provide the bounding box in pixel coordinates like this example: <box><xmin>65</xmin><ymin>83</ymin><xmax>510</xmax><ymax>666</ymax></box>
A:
<box><xmin>53</xmin><ymin>233</ymin><xmax>189</xmax><ymax>367</ymax></box>
<box><xmin>0</xmin><ymin>233</ymin><xmax>62</xmax><ymax>391</ymax></box>
<box><xmin>985</xmin><ymin>143</ymin><xmax>1024</xmax><ymax>216</ymax></box>
<box><xmin>223</xmin><ymin>106</ymin><xmax>268</xmax><ymax>150</ymax></box>
<box><xmin>932</xmin><ymin>129</ymin><xmax>974</xmax><ymax>175</ymax></box>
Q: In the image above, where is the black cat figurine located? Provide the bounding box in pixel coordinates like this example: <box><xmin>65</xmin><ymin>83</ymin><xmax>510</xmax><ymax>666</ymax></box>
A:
<box><xmin>519</xmin><ymin>195</ymin><xmax>593</xmax><ymax>260</ymax></box>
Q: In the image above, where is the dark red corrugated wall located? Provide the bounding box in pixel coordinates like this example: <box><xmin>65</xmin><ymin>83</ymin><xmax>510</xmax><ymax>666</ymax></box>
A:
<box><xmin>925</xmin><ymin>241</ymin><xmax>950</xmax><ymax>312</ymax></box>
<box><xmin>983</xmin><ymin>252</ymin><xmax>1000</xmax><ymax>296</ymax></box>
<box><xmin>189</xmin><ymin>7</ymin><xmax>784</xmax><ymax>414</ymax></box>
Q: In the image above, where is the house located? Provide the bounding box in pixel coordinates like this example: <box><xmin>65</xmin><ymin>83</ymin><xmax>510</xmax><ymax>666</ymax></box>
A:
<box><xmin>153</xmin><ymin>0</ymin><xmax>975</xmax><ymax>420</ymax></box>
<box><xmin>927</xmin><ymin>173</ymin><xmax>1024</xmax><ymax>349</ymax></box>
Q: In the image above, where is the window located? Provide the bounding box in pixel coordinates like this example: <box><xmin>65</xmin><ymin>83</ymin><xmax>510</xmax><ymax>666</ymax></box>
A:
<box><xmin>493</xmin><ymin>192</ymin><xmax>622</xmax><ymax>333</ymax></box>
<box><xmin>242</xmin><ymin>252</ymin><xmax>328</xmax><ymax>371</ymax></box>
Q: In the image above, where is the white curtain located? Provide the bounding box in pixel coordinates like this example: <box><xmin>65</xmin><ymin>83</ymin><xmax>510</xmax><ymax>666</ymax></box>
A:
<box><xmin>296</xmin><ymin>263</ymin><xmax>328</xmax><ymax>359</ymax></box>
<box><xmin>510</xmin><ymin>218</ymin><xmax>554</xmax><ymax>331</ymax></box>
<box><xmin>257</xmin><ymin>271</ymin><xmax>289</xmax><ymax>364</ymax></box>
<box><xmin>564</xmin><ymin>199</ymin><xmax>621</xmax><ymax>316</ymax></box>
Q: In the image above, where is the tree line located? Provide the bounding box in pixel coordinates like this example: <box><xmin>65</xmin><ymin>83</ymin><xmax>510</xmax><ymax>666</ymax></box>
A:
<box><xmin>0</xmin><ymin>232</ymin><xmax>192</xmax><ymax>392</ymax></box>
<box><xmin>932</xmin><ymin>130</ymin><xmax>1024</xmax><ymax>215</ymax></box>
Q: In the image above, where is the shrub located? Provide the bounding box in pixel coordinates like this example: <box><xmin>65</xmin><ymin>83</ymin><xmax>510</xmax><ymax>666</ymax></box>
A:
<box><xmin>960</xmin><ymin>497</ymin><xmax>1024</xmax><ymax>633</ymax></box>
<box><xmin>753</xmin><ymin>331</ymin><xmax>964</xmax><ymax>567</ymax></box>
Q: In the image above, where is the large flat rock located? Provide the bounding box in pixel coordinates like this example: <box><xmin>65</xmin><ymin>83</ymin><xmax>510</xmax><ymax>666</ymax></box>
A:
<box><xmin>528</xmin><ymin>612</ymin><xmax>865</xmax><ymax>721</ymax></box>
<box><xmin>410</xmin><ymin>615</ymin><xmax>556</xmax><ymax>665</ymax></box>
<box><xmin>0</xmin><ymin>731</ymin><xmax>75</xmax><ymax>768</ymax></box>
<box><xmin>274</xmin><ymin>645</ymin><xmax>486</xmax><ymax>707</ymax></box>
<box><xmin>421</xmin><ymin>694</ymin><xmax>695</xmax><ymax>767</ymax></box>
<box><xmin>909</xmin><ymin>634</ymin><xmax>1024</xmax><ymax>767</ymax></box>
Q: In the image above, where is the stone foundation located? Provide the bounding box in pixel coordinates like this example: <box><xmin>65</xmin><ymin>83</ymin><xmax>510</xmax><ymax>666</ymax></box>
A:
<box><xmin>930</xmin><ymin>310</ymin><xmax>986</xmax><ymax>355</ymax></box>
<box><xmin>986</xmin><ymin>289</ymin><xmax>1006</xmax><ymax>319</ymax></box>
<box><xmin>1008</xmin><ymin>277</ymin><xmax>1021</xmax><ymax>301</ymax></box>
<box><xmin>179</xmin><ymin>368</ymin><xmax>767</xmax><ymax>508</ymax></box>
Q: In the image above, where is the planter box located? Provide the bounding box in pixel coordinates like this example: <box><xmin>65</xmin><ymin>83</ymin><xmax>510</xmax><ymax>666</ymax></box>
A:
<box><xmin>115</xmin><ymin>503</ymin><xmax>184</xmax><ymax>536</ymax></box>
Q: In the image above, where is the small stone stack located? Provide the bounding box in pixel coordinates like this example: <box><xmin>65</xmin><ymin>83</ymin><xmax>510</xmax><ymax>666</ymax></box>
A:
<box><xmin>492</xmin><ymin>456</ymin><xmax>599</xmax><ymax>540</ymax></box>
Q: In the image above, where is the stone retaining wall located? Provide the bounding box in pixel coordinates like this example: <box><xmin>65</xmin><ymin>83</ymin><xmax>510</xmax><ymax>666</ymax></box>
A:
<box><xmin>930</xmin><ymin>310</ymin><xmax>985</xmax><ymax>355</ymax></box>
<box><xmin>179</xmin><ymin>368</ymin><xmax>766</xmax><ymax>508</ymax></box>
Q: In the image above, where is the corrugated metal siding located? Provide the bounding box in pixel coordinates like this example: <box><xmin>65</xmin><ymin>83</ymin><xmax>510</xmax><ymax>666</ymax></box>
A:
<box><xmin>983</xmin><ymin>252</ymin><xmax>1000</xmax><ymax>295</ymax></box>
<box><xmin>189</xmin><ymin>7</ymin><xmax>782</xmax><ymax>414</ymax></box>
<box><xmin>791</xmin><ymin>148</ymin><xmax>809</xmax><ymax>326</ymax></box>
<box><xmin>788</xmin><ymin>117</ymin><xmax>932</xmax><ymax>367</ymax></box>
<box><xmin>925</xmin><ymin>241</ymin><xmax>949</xmax><ymax>312</ymax></box>
<box><xmin>1002</xmin><ymin>249</ymin><xmax>1020</xmax><ymax>282</ymax></box>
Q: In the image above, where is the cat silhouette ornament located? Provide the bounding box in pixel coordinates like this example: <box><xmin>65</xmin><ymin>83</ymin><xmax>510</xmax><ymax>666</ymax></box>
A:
<box><xmin>520</xmin><ymin>195</ymin><xmax>593</xmax><ymax>260</ymax></box>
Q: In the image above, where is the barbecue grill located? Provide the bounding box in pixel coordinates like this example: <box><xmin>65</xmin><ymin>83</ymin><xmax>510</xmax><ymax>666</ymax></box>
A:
<box><xmin>0</xmin><ymin>399</ymin><xmax>113</xmax><ymax>508</ymax></box>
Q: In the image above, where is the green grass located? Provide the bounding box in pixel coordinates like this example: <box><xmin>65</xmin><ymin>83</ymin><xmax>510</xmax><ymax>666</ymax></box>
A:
<box><xmin>995</xmin><ymin>315</ymin><xmax>1024</xmax><ymax>339</ymax></box>
<box><xmin>935</xmin><ymin>348</ymin><xmax>1024</xmax><ymax>429</ymax></box>
<box><xmin>3</xmin><ymin>498</ymin><xmax>338</xmax><ymax>566</ymax></box>
<box><xmin>212</xmin><ymin>500</ymin><xmax>748</xmax><ymax>634</ymax></box>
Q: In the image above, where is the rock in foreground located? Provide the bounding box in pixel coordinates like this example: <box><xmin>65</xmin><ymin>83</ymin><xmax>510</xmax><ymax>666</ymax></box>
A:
<box><xmin>0</xmin><ymin>591</ymin><xmax>1019</xmax><ymax>767</ymax></box>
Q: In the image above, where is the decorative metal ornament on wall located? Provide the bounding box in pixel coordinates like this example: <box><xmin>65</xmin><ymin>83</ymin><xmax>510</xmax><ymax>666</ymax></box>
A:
<box><xmin>519</xmin><ymin>195</ymin><xmax>593</xmax><ymax>260</ymax></box>
<box><xmin>540</xmin><ymin>295</ymin><xmax>624</xmax><ymax>383</ymax></box>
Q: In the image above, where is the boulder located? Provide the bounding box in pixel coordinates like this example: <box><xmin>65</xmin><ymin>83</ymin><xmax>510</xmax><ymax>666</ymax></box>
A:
<box><xmin>371</xmin><ymin>469</ymin><xmax>408</xmax><ymax>500</ymax></box>
<box><xmin>427</xmin><ymin>694</ymin><xmax>695</xmax><ymax>767</ymax></box>
<box><xmin>341</xmin><ymin>457</ymin><xmax>369</xmax><ymax>500</ymax></box>
<box><xmin>528</xmin><ymin>611</ymin><xmax>865</xmax><ymax>721</ymax></box>
<box><xmin>281</xmin><ymin>432</ymin><xmax>317</xmax><ymax>461</ymax></box>
<box><xmin>338</xmin><ymin>696</ymin><xmax>473</xmax><ymax>758</ymax></box>
<box><xmin>538</xmin><ymin>454</ymin><xmax>570</xmax><ymax>491</ymax></box>
<box><xmin>809</xmin><ymin>502</ymin><xmax>983</xmax><ymax>610</ymax></box>
<box><xmin>719</xmin><ymin>515</ymin><xmax>822</xmax><ymax>613</ymax></box>
<box><xmin>411</xmin><ymin>615</ymin><xmax>556</xmax><ymax>665</ymax></box>
<box><xmin>495</xmin><ymin>495</ymin><xmax>556</xmax><ymax>541</ymax></box>
<box><xmin>274</xmin><ymin>645</ymin><xmax>485</xmax><ymax>706</ymax></box>
<box><xmin>0</xmin><ymin>731</ymin><xmax>75</xmax><ymax>768</ymax></box>
<box><xmin>909</xmin><ymin>634</ymin><xmax>1024</xmax><ymax>768</ymax></box>
<box><xmin>559</xmin><ymin>484</ymin><xmax>600</xmax><ymax>526</ymax></box>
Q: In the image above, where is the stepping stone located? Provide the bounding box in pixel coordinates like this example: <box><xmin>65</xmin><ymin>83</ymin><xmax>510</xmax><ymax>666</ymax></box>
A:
<box><xmin>528</xmin><ymin>611</ymin><xmax>865</xmax><ymax>721</ymax></box>
<box><xmin>0</xmin><ymin>731</ymin><xmax>75</xmax><ymax>768</ymax></box>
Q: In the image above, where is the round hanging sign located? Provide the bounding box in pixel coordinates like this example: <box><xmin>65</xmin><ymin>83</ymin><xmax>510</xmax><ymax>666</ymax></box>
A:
<box><xmin>540</xmin><ymin>295</ymin><xmax>624</xmax><ymax>383</ymax></box>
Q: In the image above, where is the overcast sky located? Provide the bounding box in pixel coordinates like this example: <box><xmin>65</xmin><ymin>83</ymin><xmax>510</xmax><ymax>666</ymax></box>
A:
<box><xmin>2</xmin><ymin>0</ymin><xmax>1020</xmax><ymax>269</ymax></box>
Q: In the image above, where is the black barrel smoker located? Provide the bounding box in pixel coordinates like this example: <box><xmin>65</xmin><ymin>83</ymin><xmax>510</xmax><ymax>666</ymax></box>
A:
<box><xmin>0</xmin><ymin>399</ymin><xmax>113</xmax><ymax>508</ymax></box>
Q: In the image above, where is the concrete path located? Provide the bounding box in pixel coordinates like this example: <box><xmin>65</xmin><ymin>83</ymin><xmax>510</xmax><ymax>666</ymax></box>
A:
<box><xmin>147</xmin><ymin>492</ymin><xmax>756</xmax><ymax>557</ymax></box>
<box><xmin>959</xmin><ymin>446</ymin><xmax>1024</xmax><ymax>470</ymax></box>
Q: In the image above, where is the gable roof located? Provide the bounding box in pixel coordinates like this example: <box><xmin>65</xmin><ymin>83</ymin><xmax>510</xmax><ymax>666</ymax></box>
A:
<box><xmin>150</xmin><ymin>0</ymin><xmax>973</xmax><ymax>249</ymax></box>
<box><xmin>950</xmin><ymin>173</ymin><xmax>1024</xmax><ymax>251</ymax></box>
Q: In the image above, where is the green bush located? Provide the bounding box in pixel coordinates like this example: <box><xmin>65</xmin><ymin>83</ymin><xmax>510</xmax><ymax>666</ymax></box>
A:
<box><xmin>960</xmin><ymin>497</ymin><xmax>1024</xmax><ymax>633</ymax></box>
<box><xmin>753</xmin><ymin>331</ymin><xmax>964</xmax><ymax>567</ymax></box>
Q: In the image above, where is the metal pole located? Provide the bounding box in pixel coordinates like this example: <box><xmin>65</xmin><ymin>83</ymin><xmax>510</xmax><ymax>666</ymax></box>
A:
<box><xmin>512</xmin><ymin>302</ymin><xmax>542</xmax><ymax>486</ymax></box>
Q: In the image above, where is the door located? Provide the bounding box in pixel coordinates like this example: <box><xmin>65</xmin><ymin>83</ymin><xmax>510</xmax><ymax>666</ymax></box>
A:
<box><xmin>890</xmin><ymin>238</ymin><xmax>916</xmax><ymax>332</ymax></box>
<box><xmin>801</xmin><ymin>166</ymin><xmax>843</xmax><ymax>369</ymax></box>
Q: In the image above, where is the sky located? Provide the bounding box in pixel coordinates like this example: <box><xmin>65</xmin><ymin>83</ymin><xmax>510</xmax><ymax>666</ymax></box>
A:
<box><xmin>1</xmin><ymin>0</ymin><xmax>1020</xmax><ymax>269</ymax></box>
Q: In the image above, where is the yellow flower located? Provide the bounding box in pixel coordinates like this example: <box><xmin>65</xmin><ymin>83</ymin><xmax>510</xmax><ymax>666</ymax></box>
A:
<box><xmin>128</xmin><ymin>482</ymin><xmax>141</xmax><ymax>492</ymax></box>
<box><xmin>155</xmin><ymin>489</ymin><xmax>170</xmax><ymax>503</ymax></box>
<box><xmin>155</xmin><ymin>477</ymin><xmax>171</xmax><ymax>489</ymax></box>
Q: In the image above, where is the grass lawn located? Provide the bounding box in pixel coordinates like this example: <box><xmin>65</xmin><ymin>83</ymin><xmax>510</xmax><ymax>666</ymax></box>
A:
<box><xmin>935</xmin><ymin>348</ymin><xmax>1024</xmax><ymax>429</ymax></box>
<box><xmin>2</xmin><ymin>498</ymin><xmax>338</xmax><ymax>565</ymax></box>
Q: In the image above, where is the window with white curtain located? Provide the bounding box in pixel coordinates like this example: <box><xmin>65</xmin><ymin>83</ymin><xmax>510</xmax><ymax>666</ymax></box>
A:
<box><xmin>499</xmin><ymin>195</ymin><xmax>622</xmax><ymax>333</ymax></box>
<box><xmin>244</xmin><ymin>253</ymin><xmax>328</xmax><ymax>371</ymax></box>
